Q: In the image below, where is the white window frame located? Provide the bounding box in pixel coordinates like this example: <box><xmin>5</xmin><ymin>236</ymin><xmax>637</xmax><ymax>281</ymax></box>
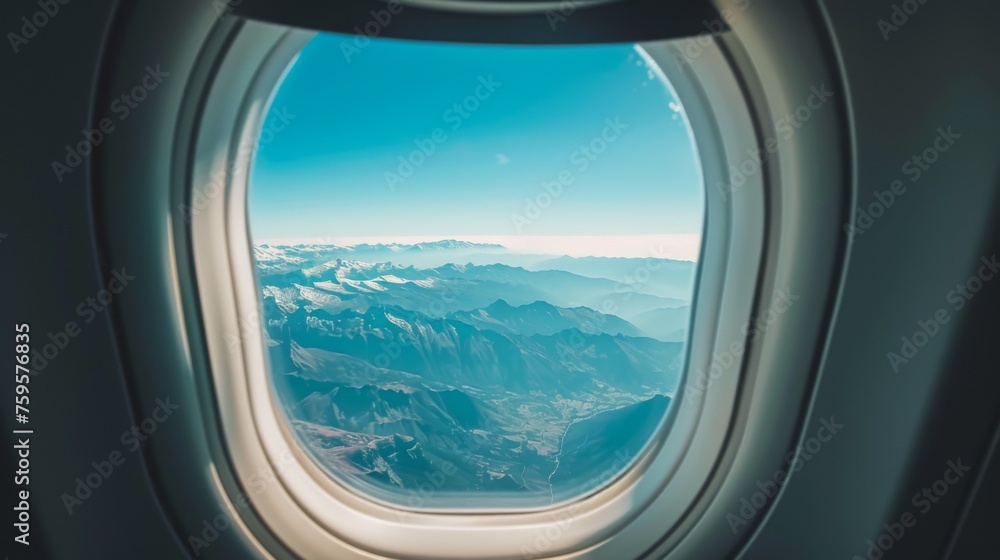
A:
<box><xmin>188</xmin><ymin>20</ymin><xmax>767</xmax><ymax>560</ymax></box>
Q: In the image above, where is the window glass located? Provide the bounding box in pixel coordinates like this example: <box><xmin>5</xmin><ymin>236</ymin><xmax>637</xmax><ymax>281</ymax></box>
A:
<box><xmin>248</xmin><ymin>33</ymin><xmax>702</xmax><ymax>507</ymax></box>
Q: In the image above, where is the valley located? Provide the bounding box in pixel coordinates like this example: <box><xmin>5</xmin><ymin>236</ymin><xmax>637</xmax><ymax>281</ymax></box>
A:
<box><xmin>255</xmin><ymin>240</ymin><xmax>694</xmax><ymax>505</ymax></box>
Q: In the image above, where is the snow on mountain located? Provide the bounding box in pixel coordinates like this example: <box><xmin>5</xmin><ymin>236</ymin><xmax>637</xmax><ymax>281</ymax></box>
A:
<box><xmin>252</xmin><ymin>239</ymin><xmax>689</xmax><ymax>502</ymax></box>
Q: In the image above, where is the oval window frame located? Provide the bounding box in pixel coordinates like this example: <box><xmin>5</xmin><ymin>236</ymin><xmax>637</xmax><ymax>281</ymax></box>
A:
<box><xmin>186</xmin><ymin>20</ymin><xmax>766</xmax><ymax>560</ymax></box>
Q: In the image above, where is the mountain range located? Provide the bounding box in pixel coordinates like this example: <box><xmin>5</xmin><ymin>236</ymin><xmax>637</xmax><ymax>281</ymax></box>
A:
<box><xmin>254</xmin><ymin>240</ymin><xmax>693</xmax><ymax>504</ymax></box>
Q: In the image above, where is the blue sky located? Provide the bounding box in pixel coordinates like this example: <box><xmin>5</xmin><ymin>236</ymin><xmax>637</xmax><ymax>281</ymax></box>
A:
<box><xmin>249</xmin><ymin>33</ymin><xmax>703</xmax><ymax>258</ymax></box>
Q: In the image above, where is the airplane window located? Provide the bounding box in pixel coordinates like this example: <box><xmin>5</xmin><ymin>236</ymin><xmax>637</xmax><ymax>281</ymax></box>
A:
<box><xmin>247</xmin><ymin>33</ymin><xmax>703</xmax><ymax>508</ymax></box>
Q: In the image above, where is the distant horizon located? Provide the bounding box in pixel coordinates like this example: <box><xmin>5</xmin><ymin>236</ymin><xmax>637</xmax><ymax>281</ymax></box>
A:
<box><xmin>252</xmin><ymin>234</ymin><xmax>701</xmax><ymax>261</ymax></box>
<box><xmin>249</xmin><ymin>37</ymin><xmax>703</xmax><ymax>250</ymax></box>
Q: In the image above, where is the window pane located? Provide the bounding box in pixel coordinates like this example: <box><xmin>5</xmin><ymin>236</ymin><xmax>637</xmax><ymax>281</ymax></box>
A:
<box><xmin>248</xmin><ymin>33</ymin><xmax>702</xmax><ymax>508</ymax></box>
